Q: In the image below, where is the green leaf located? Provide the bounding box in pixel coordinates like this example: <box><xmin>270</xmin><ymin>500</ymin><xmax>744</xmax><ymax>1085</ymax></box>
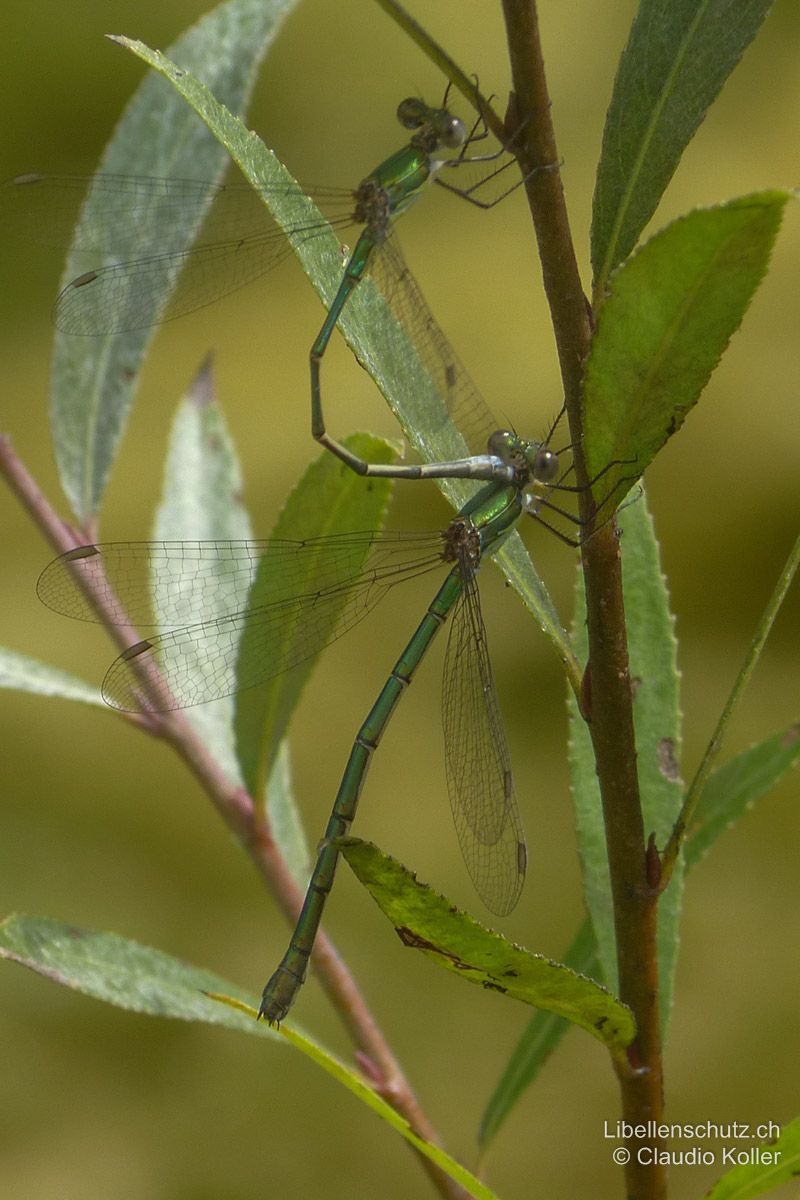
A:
<box><xmin>482</xmin><ymin>721</ymin><xmax>800</xmax><ymax>1145</ymax></box>
<box><xmin>265</xmin><ymin>741</ymin><xmax>310</xmax><ymax>886</ymax></box>
<box><xmin>686</xmin><ymin>722</ymin><xmax>800</xmax><ymax>870</ymax></box>
<box><xmin>481</xmin><ymin>720</ymin><xmax>800</xmax><ymax>1145</ymax></box>
<box><xmin>206</xmin><ymin>994</ymin><xmax>502</xmax><ymax>1200</ymax></box>
<box><xmin>0</xmin><ymin>913</ymin><xmax>272</xmax><ymax>1031</ymax></box>
<box><xmin>673</xmin><ymin>531</ymin><xmax>800</xmax><ymax>874</ymax></box>
<box><xmin>234</xmin><ymin>433</ymin><xmax>398</xmax><ymax>799</ymax></box>
<box><xmin>113</xmin><ymin>35</ymin><xmax>574</xmax><ymax>686</ymax></box>
<box><xmin>154</xmin><ymin>356</ymin><xmax>251</xmax><ymax>543</ymax></box>
<box><xmin>0</xmin><ymin>647</ymin><xmax>103</xmax><ymax>706</ymax></box>
<box><xmin>153</xmin><ymin>357</ymin><xmax>311</xmax><ymax>873</ymax></box>
<box><xmin>0</xmin><ymin>915</ymin><xmax>498</xmax><ymax>1200</ymax></box>
<box><xmin>485</xmin><ymin>490</ymin><xmax>682</xmax><ymax>1140</ymax></box>
<box><xmin>109</xmin><ymin>34</ymin><xmax>473</xmax><ymax>500</ymax></box>
<box><xmin>704</xmin><ymin>1115</ymin><xmax>800</xmax><ymax>1200</ymax></box>
<box><xmin>50</xmin><ymin>0</ymin><xmax>297</xmax><ymax>523</ymax></box>
<box><xmin>569</xmin><ymin>490</ymin><xmax>683</xmax><ymax>1013</ymax></box>
<box><xmin>584</xmin><ymin>193</ymin><xmax>788</xmax><ymax>504</ymax></box>
<box><xmin>282</xmin><ymin>1029</ymin><xmax>501</xmax><ymax>1200</ymax></box>
<box><xmin>592</xmin><ymin>0</ymin><xmax>776</xmax><ymax>287</ymax></box>
<box><xmin>479</xmin><ymin>917</ymin><xmax>597</xmax><ymax>1146</ymax></box>
<box><xmin>339</xmin><ymin>838</ymin><xmax>635</xmax><ymax>1053</ymax></box>
<box><xmin>153</xmin><ymin>356</ymin><xmax>253</xmax><ymax>786</ymax></box>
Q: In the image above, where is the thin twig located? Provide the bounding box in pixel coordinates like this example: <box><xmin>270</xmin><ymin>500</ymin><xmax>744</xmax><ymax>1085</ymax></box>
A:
<box><xmin>373</xmin><ymin>0</ymin><xmax>507</xmax><ymax>142</ymax></box>
<box><xmin>661</xmin><ymin>530</ymin><xmax>800</xmax><ymax>887</ymax></box>
<box><xmin>0</xmin><ymin>432</ymin><xmax>469</xmax><ymax>1200</ymax></box>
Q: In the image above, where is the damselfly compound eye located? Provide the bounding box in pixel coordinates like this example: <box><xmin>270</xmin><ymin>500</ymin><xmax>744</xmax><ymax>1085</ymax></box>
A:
<box><xmin>487</xmin><ymin>430</ymin><xmax>516</xmax><ymax>461</ymax></box>
<box><xmin>397</xmin><ymin>97</ymin><xmax>426</xmax><ymax>129</ymax></box>
<box><xmin>441</xmin><ymin>115</ymin><xmax>467</xmax><ymax>149</ymax></box>
<box><xmin>534</xmin><ymin>447</ymin><xmax>559</xmax><ymax>482</ymax></box>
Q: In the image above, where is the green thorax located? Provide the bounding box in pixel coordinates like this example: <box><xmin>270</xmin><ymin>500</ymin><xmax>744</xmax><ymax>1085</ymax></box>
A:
<box><xmin>353</xmin><ymin>143</ymin><xmax>434</xmax><ymax>242</ymax></box>
<box><xmin>349</xmin><ymin>97</ymin><xmax>467</xmax><ymax>248</ymax></box>
<box><xmin>453</xmin><ymin>482</ymin><xmax>525</xmax><ymax>563</ymax></box>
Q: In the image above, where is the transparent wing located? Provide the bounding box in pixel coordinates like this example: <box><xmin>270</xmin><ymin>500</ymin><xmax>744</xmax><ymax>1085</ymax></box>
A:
<box><xmin>442</xmin><ymin>568</ymin><xmax>526</xmax><ymax>916</ymax></box>
<box><xmin>2</xmin><ymin>173</ymin><xmax>354</xmax><ymax>334</ymax></box>
<box><xmin>37</xmin><ymin>535</ymin><xmax>445</xmax><ymax>712</ymax></box>
<box><xmin>372</xmin><ymin>234</ymin><xmax>500</xmax><ymax>458</ymax></box>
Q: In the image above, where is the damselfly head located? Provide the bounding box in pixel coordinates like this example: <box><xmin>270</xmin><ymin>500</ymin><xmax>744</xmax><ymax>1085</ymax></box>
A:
<box><xmin>487</xmin><ymin>430</ymin><xmax>559</xmax><ymax>484</ymax></box>
<box><xmin>396</xmin><ymin>98</ymin><xmax>467</xmax><ymax>150</ymax></box>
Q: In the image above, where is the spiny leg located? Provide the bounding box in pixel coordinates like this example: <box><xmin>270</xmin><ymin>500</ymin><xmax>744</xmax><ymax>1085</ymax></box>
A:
<box><xmin>436</xmin><ymin>99</ymin><xmax>559</xmax><ymax>209</ymax></box>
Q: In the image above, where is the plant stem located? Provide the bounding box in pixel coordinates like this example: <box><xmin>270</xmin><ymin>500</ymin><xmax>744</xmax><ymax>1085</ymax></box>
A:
<box><xmin>0</xmin><ymin>433</ymin><xmax>469</xmax><ymax>1200</ymax></box>
<box><xmin>498</xmin><ymin>5</ymin><xmax>666</xmax><ymax>1197</ymax></box>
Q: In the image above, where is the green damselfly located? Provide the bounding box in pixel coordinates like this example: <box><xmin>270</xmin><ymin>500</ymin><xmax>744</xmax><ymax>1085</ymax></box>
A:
<box><xmin>5</xmin><ymin>95</ymin><xmax>544</xmax><ymax>482</ymax></box>
<box><xmin>37</xmin><ymin>422</ymin><xmax>574</xmax><ymax>1023</ymax></box>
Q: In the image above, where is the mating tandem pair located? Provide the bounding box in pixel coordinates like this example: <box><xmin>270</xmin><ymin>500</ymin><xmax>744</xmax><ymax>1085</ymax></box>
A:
<box><xmin>17</xmin><ymin>93</ymin><xmax>589</xmax><ymax>1023</ymax></box>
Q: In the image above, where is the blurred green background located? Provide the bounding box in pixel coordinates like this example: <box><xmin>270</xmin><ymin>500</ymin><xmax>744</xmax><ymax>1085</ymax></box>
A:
<box><xmin>1</xmin><ymin>2</ymin><xmax>798</xmax><ymax>1198</ymax></box>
